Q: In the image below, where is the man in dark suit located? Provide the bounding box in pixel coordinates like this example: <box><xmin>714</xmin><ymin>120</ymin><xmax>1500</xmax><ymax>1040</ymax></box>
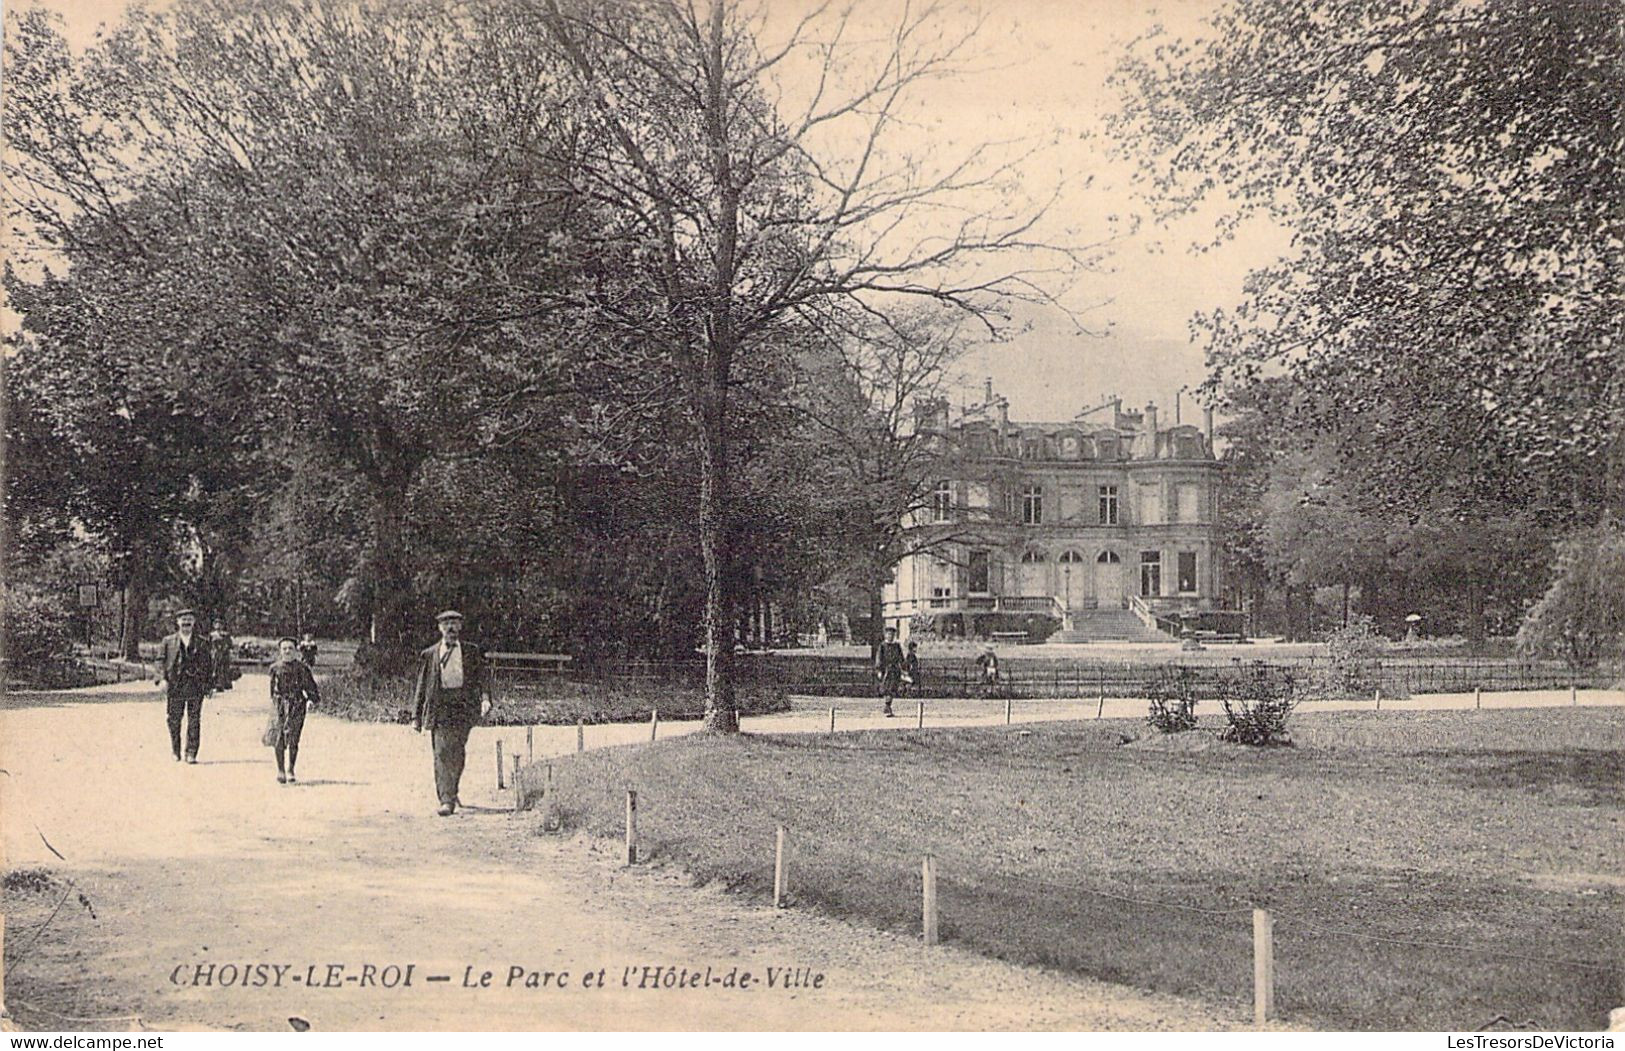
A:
<box><xmin>154</xmin><ymin>609</ymin><xmax>215</xmax><ymax>763</ymax></box>
<box><xmin>411</xmin><ymin>610</ymin><xmax>492</xmax><ymax>816</ymax></box>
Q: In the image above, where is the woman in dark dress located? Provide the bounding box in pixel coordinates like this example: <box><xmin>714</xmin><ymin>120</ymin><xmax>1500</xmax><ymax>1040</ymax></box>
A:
<box><xmin>209</xmin><ymin>620</ymin><xmax>237</xmax><ymax>692</ymax></box>
<box><xmin>266</xmin><ymin>637</ymin><xmax>320</xmax><ymax>784</ymax></box>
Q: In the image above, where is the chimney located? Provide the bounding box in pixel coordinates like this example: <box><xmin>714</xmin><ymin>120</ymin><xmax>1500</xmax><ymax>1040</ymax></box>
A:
<box><xmin>984</xmin><ymin>376</ymin><xmax>994</xmax><ymax>405</ymax></box>
<box><xmin>998</xmin><ymin>397</ymin><xmax>1009</xmax><ymax>430</ymax></box>
<box><xmin>1112</xmin><ymin>396</ymin><xmax>1122</xmax><ymax>427</ymax></box>
<box><xmin>1144</xmin><ymin>401</ymin><xmax>1159</xmax><ymax>457</ymax></box>
<box><xmin>1204</xmin><ymin>406</ymin><xmax>1215</xmax><ymax>449</ymax></box>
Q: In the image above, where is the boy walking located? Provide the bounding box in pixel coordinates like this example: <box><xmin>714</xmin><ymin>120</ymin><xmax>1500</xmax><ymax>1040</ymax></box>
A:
<box><xmin>266</xmin><ymin>637</ymin><xmax>320</xmax><ymax>783</ymax></box>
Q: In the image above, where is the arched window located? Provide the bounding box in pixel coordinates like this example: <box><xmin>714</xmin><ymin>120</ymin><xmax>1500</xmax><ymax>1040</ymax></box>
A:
<box><xmin>1059</xmin><ymin>550</ymin><xmax>1085</xmax><ymax>564</ymax></box>
<box><xmin>1096</xmin><ymin>550</ymin><xmax>1121</xmax><ymax>564</ymax></box>
<box><xmin>1020</xmin><ymin>550</ymin><xmax>1046</xmax><ymax>564</ymax></box>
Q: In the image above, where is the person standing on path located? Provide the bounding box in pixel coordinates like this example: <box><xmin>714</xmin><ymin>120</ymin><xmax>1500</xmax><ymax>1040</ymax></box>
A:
<box><xmin>876</xmin><ymin>626</ymin><xmax>903</xmax><ymax>718</ymax></box>
<box><xmin>265</xmin><ymin>637</ymin><xmax>321</xmax><ymax>783</ymax></box>
<box><xmin>902</xmin><ymin>639</ymin><xmax>920</xmax><ymax>697</ymax></box>
<box><xmin>155</xmin><ymin>609</ymin><xmax>214</xmax><ymax>763</ymax></box>
<box><xmin>411</xmin><ymin>610</ymin><xmax>492</xmax><ymax>816</ymax></box>
<box><xmin>298</xmin><ymin>632</ymin><xmax>319</xmax><ymax>669</ymax></box>
<box><xmin>209</xmin><ymin>619</ymin><xmax>238</xmax><ymax>693</ymax></box>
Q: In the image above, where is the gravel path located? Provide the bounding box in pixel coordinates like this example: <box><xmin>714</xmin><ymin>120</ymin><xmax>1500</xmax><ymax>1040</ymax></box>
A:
<box><xmin>2</xmin><ymin>676</ymin><xmax>1280</xmax><ymax>1032</ymax></box>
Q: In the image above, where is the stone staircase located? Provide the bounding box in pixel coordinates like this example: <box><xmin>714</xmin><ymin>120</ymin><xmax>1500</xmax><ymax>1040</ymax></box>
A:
<box><xmin>1052</xmin><ymin>608</ymin><xmax>1171</xmax><ymax>644</ymax></box>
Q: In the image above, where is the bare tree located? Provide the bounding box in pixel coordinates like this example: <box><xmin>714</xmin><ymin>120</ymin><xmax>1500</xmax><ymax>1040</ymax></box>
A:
<box><xmin>532</xmin><ymin>0</ymin><xmax>1105</xmax><ymax>729</ymax></box>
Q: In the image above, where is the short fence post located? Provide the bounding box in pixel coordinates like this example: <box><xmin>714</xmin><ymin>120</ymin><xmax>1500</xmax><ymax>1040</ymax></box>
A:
<box><xmin>1004</xmin><ymin>696</ymin><xmax>1012</xmax><ymax>725</ymax></box>
<box><xmin>922</xmin><ymin>854</ymin><xmax>939</xmax><ymax>946</ymax></box>
<box><xmin>545</xmin><ymin>762</ymin><xmax>553</xmax><ymax>798</ymax></box>
<box><xmin>829</xmin><ymin>706</ymin><xmax>836</xmax><ymax>734</ymax></box>
<box><xmin>1097</xmin><ymin>692</ymin><xmax>1105</xmax><ymax>719</ymax></box>
<box><xmin>916</xmin><ymin>701</ymin><xmax>924</xmax><ymax>729</ymax></box>
<box><xmin>773</xmin><ymin>825</ymin><xmax>788</xmax><ymax>909</ymax></box>
<box><xmin>1253</xmin><ymin>908</ymin><xmax>1274</xmax><ymax>1027</ymax></box>
<box><xmin>733</xmin><ymin>707</ymin><xmax>741</xmax><ymax>730</ymax></box>
<box><xmin>496</xmin><ymin>739</ymin><xmax>505</xmax><ymax>789</ymax></box>
<box><xmin>577</xmin><ymin>718</ymin><xmax>585</xmax><ymax>753</ymax></box>
<box><xmin>1571</xmin><ymin>681</ymin><xmax>1578</xmax><ymax>706</ymax></box>
<box><xmin>650</xmin><ymin>708</ymin><xmax>659</xmax><ymax>741</ymax></box>
<box><xmin>1374</xmin><ymin>687</ymin><xmax>1382</xmax><ymax>710</ymax></box>
<box><xmin>624</xmin><ymin>789</ymin><xmax>638</xmax><ymax>865</ymax></box>
<box><xmin>526</xmin><ymin>725</ymin><xmax>534</xmax><ymax>764</ymax></box>
<box><xmin>1474</xmin><ymin>686</ymin><xmax>1481</xmax><ymax>710</ymax></box>
<box><xmin>512</xmin><ymin>755</ymin><xmax>522</xmax><ymax>812</ymax></box>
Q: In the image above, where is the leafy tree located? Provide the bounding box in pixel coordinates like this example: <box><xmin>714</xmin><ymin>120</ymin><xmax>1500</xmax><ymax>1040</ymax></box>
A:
<box><xmin>1114</xmin><ymin>0</ymin><xmax>1621</xmax><ymax>520</ymax></box>
<box><xmin>1515</xmin><ymin>523</ymin><xmax>1625</xmax><ymax>669</ymax></box>
<box><xmin>1113</xmin><ymin>0</ymin><xmax>1622</xmax><ymax>643</ymax></box>
<box><xmin>5</xmin><ymin>0</ymin><xmax>594</xmax><ymax>660</ymax></box>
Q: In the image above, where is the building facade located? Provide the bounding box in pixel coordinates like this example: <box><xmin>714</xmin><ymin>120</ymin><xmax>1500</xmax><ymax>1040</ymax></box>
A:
<box><xmin>883</xmin><ymin>385</ymin><xmax>1224</xmax><ymax>641</ymax></box>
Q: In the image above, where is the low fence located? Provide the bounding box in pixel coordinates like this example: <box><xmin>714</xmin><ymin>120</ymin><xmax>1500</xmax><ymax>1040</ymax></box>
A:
<box><xmin>513</xmin><ymin>776</ymin><xmax>1622</xmax><ymax>1031</ymax></box>
<box><xmin>500</xmin><ymin>655</ymin><xmax>1623</xmax><ymax>701</ymax></box>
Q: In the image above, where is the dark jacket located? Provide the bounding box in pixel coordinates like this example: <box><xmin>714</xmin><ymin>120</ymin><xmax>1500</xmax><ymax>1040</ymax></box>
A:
<box><xmin>411</xmin><ymin>640</ymin><xmax>490</xmax><ymax>731</ymax></box>
<box><xmin>157</xmin><ymin>633</ymin><xmax>215</xmax><ymax>696</ymax></box>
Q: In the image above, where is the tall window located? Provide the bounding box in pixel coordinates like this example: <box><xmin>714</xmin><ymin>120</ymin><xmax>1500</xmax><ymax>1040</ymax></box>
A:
<box><xmin>968</xmin><ymin>550</ymin><xmax>991</xmax><ymax>593</ymax></box>
<box><xmin>1022</xmin><ymin>484</ymin><xmax>1043</xmax><ymax>524</ymax></box>
<box><xmin>1021</xmin><ymin>437</ymin><xmax>1044</xmax><ymax>459</ymax></box>
<box><xmin>1178</xmin><ymin>551</ymin><xmax>1198</xmax><ymax>593</ymax></box>
<box><xmin>1140</xmin><ymin>550</ymin><xmax>1162</xmax><ymax>597</ymax></box>
<box><xmin>931</xmin><ymin>481</ymin><xmax>953</xmax><ymax>522</ymax></box>
<box><xmin>1098</xmin><ymin>485</ymin><xmax>1119</xmax><ymax>525</ymax></box>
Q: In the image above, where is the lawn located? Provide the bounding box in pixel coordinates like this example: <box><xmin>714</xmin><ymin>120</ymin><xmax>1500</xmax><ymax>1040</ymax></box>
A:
<box><xmin>525</xmin><ymin>708</ymin><xmax>1624</xmax><ymax>1031</ymax></box>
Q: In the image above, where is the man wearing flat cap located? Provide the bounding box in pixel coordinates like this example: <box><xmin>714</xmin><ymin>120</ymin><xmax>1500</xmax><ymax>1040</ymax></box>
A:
<box><xmin>155</xmin><ymin>608</ymin><xmax>214</xmax><ymax>763</ymax></box>
<box><xmin>411</xmin><ymin>610</ymin><xmax>492</xmax><ymax>816</ymax></box>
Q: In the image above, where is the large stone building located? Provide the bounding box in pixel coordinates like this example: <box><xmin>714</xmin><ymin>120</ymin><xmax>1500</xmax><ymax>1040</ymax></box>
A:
<box><xmin>883</xmin><ymin>383</ymin><xmax>1227</xmax><ymax>643</ymax></box>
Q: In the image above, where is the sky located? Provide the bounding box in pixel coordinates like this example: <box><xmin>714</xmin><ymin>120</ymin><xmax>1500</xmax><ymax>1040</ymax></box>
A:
<box><xmin>12</xmin><ymin>0</ymin><xmax>1295</xmax><ymax>422</ymax></box>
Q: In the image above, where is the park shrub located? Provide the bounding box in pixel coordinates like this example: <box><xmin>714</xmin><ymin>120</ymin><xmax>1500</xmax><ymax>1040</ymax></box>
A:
<box><xmin>1302</xmin><ymin>615</ymin><xmax>1391</xmax><ymax>699</ymax></box>
<box><xmin>1217</xmin><ymin>662</ymin><xmax>1298</xmax><ymax>745</ymax></box>
<box><xmin>1144</xmin><ymin>666</ymin><xmax>1199</xmax><ymax>733</ymax></box>
<box><xmin>318</xmin><ymin>666</ymin><xmax>791</xmax><ymax>726</ymax></box>
<box><xmin>1517</xmin><ymin>523</ymin><xmax>1625</xmax><ymax>671</ymax></box>
<box><xmin>2</xmin><ymin>583</ymin><xmax>78</xmax><ymax>670</ymax></box>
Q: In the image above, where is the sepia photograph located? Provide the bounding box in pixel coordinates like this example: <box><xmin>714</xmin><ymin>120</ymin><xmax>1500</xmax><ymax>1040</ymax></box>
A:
<box><xmin>1</xmin><ymin>0</ymin><xmax>1621</xmax><ymax>1036</ymax></box>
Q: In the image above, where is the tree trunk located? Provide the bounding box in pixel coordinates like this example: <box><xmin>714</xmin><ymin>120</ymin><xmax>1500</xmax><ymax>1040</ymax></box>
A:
<box><xmin>363</xmin><ymin>461</ymin><xmax>420</xmax><ymax>668</ymax></box>
<box><xmin>698</xmin><ymin>401</ymin><xmax>738</xmax><ymax>733</ymax></box>
<box><xmin>868</xmin><ymin>579</ymin><xmax>885</xmax><ymax>662</ymax></box>
<box><xmin>1465</xmin><ymin>574</ymin><xmax>1486</xmax><ymax>651</ymax></box>
<box><xmin>120</xmin><ymin>575</ymin><xmax>147</xmax><ymax>662</ymax></box>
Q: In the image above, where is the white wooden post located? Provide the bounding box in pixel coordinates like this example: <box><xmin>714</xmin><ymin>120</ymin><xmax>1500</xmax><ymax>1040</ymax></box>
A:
<box><xmin>512</xmin><ymin>755</ymin><xmax>522</xmax><ymax>812</ymax></box>
<box><xmin>1474</xmin><ymin>687</ymin><xmax>1481</xmax><ymax>710</ymax></box>
<box><xmin>576</xmin><ymin>718</ymin><xmax>585</xmax><ymax>753</ymax></box>
<box><xmin>916</xmin><ymin>701</ymin><xmax>924</xmax><ymax>729</ymax></box>
<box><xmin>1004</xmin><ymin>696</ymin><xmax>1012</xmax><ymax>725</ymax></box>
<box><xmin>650</xmin><ymin>709</ymin><xmax>659</xmax><ymax>741</ymax></box>
<box><xmin>922</xmin><ymin>854</ymin><xmax>939</xmax><ymax>946</ymax></box>
<box><xmin>1253</xmin><ymin>908</ymin><xmax>1274</xmax><ymax>1027</ymax></box>
<box><xmin>526</xmin><ymin>725</ymin><xmax>533</xmax><ymax>764</ymax></box>
<box><xmin>1374</xmin><ymin>687</ymin><xmax>1382</xmax><ymax>709</ymax></box>
<box><xmin>496</xmin><ymin>739</ymin><xmax>505</xmax><ymax>789</ymax></box>
<box><xmin>828</xmin><ymin>706</ymin><xmax>836</xmax><ymax>734</ymax></box>
<box><xmin>625</xmin><ymin>789</ymin><xmax>638</xmax><ymax>865</ymax></box>
<box><xmin>773</xmin><ymin>825</ymin><xmax>788</xmax><ymax>909</ymax></box>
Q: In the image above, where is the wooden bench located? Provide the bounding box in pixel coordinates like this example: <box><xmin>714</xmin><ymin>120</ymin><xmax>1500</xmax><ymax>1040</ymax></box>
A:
<box><xmin>989</xmin><ymin>631</ymin><xmax>1030</xmax><ymax>644</ymax></box>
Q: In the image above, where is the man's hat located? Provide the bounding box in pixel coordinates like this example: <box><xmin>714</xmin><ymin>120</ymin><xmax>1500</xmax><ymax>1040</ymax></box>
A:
<box><xmin>435</xmin><ymin>610</ymin><xmax>464</xmax><ymax>622</ymax></box>
<box><xmin>174</xmin><ymin>608</ymin><xmax>196</xmax><ymax>619</ymax></box>
<box><xmin>278</xmin><ymin>636</ymin><xmax>298</xmax><ymax>645</ymax></box>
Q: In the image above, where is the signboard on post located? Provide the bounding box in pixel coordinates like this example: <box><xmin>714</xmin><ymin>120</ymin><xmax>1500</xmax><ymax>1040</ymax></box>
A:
<box><xmin>78</xmin><ymin>583</ymin><xmax>100</xmax><ymax>608</ymax></box>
